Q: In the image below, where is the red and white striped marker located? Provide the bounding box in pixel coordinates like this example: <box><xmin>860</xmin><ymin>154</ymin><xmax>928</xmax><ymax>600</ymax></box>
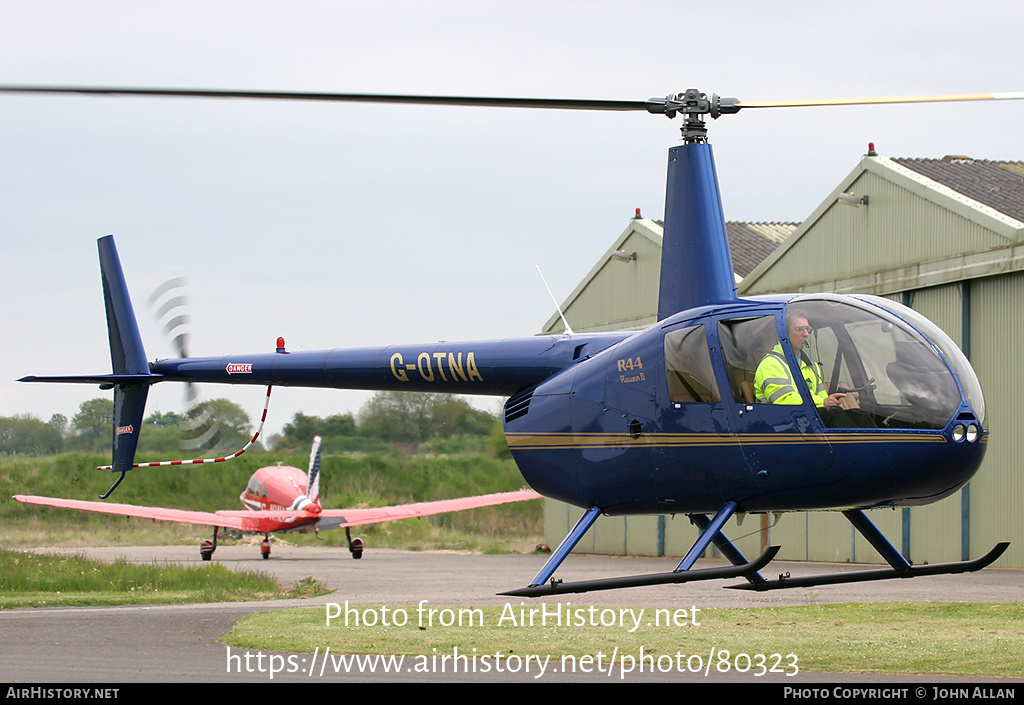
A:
<box><xmin>98</xmin><ymin>385</ymin><xmax>273</xmax><ymax>470</ymax></box>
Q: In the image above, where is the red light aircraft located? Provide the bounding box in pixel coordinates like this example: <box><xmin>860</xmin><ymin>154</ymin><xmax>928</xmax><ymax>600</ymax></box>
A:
<box><xmin>15</xmin><ymin>435</ymin><xmax>541</xmax><ymax>560</ymax></box>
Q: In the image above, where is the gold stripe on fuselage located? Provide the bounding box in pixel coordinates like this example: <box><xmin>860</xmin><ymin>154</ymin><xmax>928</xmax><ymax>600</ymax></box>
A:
<box><xmin>504</xmin><ymin>431</ymin><xmax>950</xmax><ymax>451</ymax></box>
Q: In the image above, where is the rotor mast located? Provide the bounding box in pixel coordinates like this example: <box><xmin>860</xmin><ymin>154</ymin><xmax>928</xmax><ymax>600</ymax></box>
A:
<box><xmin>652</xmin><ymin>90</ymin><xmax>741</xmax><ymax>317</ymax></box>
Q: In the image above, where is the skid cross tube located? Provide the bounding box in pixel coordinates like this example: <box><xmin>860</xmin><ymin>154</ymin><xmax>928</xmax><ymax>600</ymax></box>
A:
<box><xmin>843</xmin><ymin>509</ymin><xmax>911</xmax><ymax>570</ymax></box>
<box><xmin>690</xmin><ymin>510</ymin><xmax>767</xmax><ymax>585</ymax></box>
<box><xmin>675</xmin><ymin>501</ymin><xmax>739</xmax><ymax>571</ymax></box>
<box><xmin>525</xmin><ymin>505</ymin><xmax>602</xmax><ymax>588</ymax></box>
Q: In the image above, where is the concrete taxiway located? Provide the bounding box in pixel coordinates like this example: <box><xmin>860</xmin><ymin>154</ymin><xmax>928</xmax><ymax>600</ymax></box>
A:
<box><xmin>1</xmin><ymin>545</ymin><xmax>1021</xmax><ymax>683</ymax></box>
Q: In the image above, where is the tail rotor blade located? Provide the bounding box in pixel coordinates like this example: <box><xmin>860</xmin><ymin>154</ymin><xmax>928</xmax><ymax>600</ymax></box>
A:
<box><xmin>146</xmin><ymin>274</ymin><xmax>191</xmax><ymax>360</ymax></box>
<box><xmin>146</xmin><ymin>273</ymin><xmax>196</xmax><ymax>403</ymax></box>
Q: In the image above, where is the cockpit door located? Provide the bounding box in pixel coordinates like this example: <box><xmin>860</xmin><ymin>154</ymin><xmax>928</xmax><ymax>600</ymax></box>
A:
<box><xmin>714</xmin><ymin>315</ymin><xmax>836</xmax><ymax>472</ymax></box>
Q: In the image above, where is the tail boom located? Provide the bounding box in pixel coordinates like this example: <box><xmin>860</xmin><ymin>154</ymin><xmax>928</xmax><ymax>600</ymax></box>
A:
<box><xmin>148</xmin><ymin>334</ymin><xmax>628</xmax><ymax>396</ymax></box>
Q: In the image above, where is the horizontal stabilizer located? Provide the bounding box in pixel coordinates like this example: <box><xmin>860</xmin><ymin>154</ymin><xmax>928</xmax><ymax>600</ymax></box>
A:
<box><xmin>18</xmin><ymin>373</ymin><xmax>158</xmax><ymax>386</ymax></box>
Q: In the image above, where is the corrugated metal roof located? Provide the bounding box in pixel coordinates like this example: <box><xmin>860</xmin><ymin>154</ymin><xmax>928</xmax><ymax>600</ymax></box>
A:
<box><xmin>649</xmin><ymin>219</ymin><xmax>797</xmax><ymax>277</ymax></box>
<box><xmin>741</xmin><ymin>153</ymin><xmax>1024</xmax><ymax>298</ymax></box>
<box><xmin>726</xmin><ymin>222</ymin><xmax>798</xmax><ymax>277</ymax></box>
<box><xmin>892</xmin><ymin>156</ymin><xmax>1024</xmax><ymax>223</ymax></box>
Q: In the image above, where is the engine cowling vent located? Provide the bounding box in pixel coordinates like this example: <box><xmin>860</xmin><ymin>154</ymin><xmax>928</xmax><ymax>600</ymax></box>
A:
<box><xmin>504</xmin><ymin>386</ymin><xmax>536</xmax><ymax>423</ymax></box>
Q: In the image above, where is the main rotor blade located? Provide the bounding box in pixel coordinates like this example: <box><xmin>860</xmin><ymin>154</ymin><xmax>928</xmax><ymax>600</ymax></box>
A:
<box><xmin>736</xmin><ymin>91</ymin><xmax>1024</xmax><ymax>109</ymax></box>
<box><xmin>3</xmin><ymin>85</ymin><xmax>1020</xmax><ymax>118</ymax></box>
<box><xmin>0</xmin><ymin>85</ymin><xmax>650</xmax><ymax>112</ymax></box>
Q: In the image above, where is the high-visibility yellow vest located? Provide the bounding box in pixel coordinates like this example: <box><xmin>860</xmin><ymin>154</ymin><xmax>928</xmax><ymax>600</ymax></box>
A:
<box><xmin>754</xmin><ymin>344</ymin><xmax>827</xmax><ymax>406</ymax></box>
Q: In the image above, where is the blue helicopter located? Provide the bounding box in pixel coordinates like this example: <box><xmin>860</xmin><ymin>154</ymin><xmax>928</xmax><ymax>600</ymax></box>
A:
<box><xmin>10</xmin><ymin>85</ymin><xmax>1014</xmax><ymax>594</ymax></box>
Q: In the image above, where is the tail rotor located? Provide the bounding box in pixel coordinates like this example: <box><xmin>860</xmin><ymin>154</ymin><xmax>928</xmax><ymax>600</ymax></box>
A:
<box><xmin>146</xmin><ymin>272</ymin><xmax>232</xmax><ymax>454</ymax></box>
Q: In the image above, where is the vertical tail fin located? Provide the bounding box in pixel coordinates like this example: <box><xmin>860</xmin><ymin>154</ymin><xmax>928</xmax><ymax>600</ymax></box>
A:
<box><xmin>98</xmin><ymin>236</ymin><xmax>149</xmax><ymax>376</ymax></box>
<box><xmin>97</xmin><ymin>236</ymin><xmax>153</xmax><ymax>496</ymax></box>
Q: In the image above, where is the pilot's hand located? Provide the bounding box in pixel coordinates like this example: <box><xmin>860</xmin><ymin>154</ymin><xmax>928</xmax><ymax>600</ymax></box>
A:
<box><xmin>823</xmin><ymin>393</ymin><xmax>846</xmax><ymax>408</ymax></box>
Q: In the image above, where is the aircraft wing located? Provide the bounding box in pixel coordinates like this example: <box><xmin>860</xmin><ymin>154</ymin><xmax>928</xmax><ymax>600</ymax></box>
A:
<box><xmin>13</xmin><ymin>495</ymin><xmax>277</xmax><ymax>532</ymax></box>
<box><xmin>312</xmin><ymin>488</ymin><xmax>543</xmax><ymax>529</ymax></box>
<box><xmin>216</xmin><ymin>488</ymin><xmax>544</xmax><ymax>530</ymax></box>
<box><xmin>13</xmin><ymin>488</ymin><xmax>542</xmax><ymax>533</ymax></box>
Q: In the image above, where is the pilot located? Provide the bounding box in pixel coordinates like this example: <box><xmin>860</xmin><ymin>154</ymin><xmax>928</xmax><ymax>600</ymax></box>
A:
<box><xmin>755</xmin><ymin>313</ymin><xmax>846</xmax><ymax>409</ymax></box>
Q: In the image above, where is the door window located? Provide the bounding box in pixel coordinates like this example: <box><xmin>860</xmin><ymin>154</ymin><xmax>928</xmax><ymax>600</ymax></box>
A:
<box><xmin>664</xmin><ymin>324</ymin><xmax>720</xmax><ymax>403</ymax></box>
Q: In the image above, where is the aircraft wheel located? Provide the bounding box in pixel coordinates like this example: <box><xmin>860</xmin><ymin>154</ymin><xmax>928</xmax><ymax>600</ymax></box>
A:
<box><xmin>349</xmin><ymin>537</ymin><xmax>364</xmax><ymax>560</ymax></box>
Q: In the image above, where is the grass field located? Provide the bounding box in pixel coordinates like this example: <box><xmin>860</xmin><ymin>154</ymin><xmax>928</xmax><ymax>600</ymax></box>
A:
<box><xmin>0</xmin><ymin>547</ymin><xmax>328</xmax><ymax>607</ymax></box>
<box><xmin>225</xmin><ymin>601</ymin><xmax>1024</xmax><ymax>678</ymax></box>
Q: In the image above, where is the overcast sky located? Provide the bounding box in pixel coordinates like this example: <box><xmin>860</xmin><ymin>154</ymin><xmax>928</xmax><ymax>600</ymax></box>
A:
<box><xmin>2</xmin><ymin>0</ymin><xmax>1021</xmax><ymax>440</ymax></box>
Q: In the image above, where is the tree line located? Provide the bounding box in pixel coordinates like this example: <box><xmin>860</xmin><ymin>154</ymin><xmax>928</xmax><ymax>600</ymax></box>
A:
<box><xmin>0</xmin><ymin>391</ymin><xmax>509</xmax><ymax>458</ymax></box>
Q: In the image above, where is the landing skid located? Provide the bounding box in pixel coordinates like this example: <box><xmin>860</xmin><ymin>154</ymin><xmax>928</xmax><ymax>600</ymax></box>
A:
<box><xmin>730</xmin><ymin>544</ymin><xmax>1009</xmax><ymax>591</ymax></box>
<box><xmin>500</xmin><ymin>545</ymin><xmax>779</xmax><ymax>597</ymax></box>
<box><xmin>502</xmin><ymin>503</ymin><xmax>1009</xmax><ymax>597</ymax></box>
<box><xmin>720</xmin><ymin>510</ymin><xmax>1009</xmax><ymax>592</ymax></box>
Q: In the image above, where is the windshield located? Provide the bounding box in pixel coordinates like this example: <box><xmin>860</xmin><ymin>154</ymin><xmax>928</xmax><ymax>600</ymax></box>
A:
<box><xmin>852</xmin><ymin>295</ymin><xmax>985</xmax><ymax>425</ymax></box>
<box><xmin>786</xmin><ymin>295</ymin><xmax>977</xmax><ymax>429</ymax></box>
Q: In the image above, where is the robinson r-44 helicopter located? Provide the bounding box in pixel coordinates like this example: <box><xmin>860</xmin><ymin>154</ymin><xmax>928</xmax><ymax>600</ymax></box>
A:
<box><xmin>5</xmin><ymin>85</ymin><xmax>1016</xmax><ymax>595</ymax></box>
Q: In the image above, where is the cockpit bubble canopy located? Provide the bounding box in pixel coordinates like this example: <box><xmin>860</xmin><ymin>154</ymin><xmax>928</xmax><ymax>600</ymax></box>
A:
<box><xmin>785</xmin><ymin>294</ymin><xmax>984</xmax><ymax>430</ymax></box>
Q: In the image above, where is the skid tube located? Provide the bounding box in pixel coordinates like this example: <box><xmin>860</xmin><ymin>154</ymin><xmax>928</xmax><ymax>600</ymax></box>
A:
<box><xmin>730</xmin><ymin>542</ymin><xmax>1009</xmax><ymax>591</ymax></box>
<box><xmin>730</xmin><ymin>508</ymin><xmax>1010</xmax><ymax>591</ymax></box>
<box><xmin>500</xmin><ymin>545</ymin><xmax>779</xmax><ymax>598</ymax></box>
